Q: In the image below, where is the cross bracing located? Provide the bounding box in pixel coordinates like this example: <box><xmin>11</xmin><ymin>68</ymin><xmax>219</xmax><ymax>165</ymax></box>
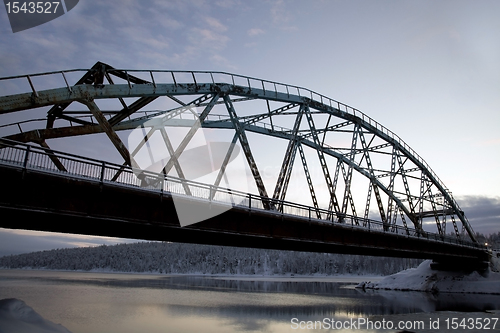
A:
<box><xmin>0</xmin><ymin>61</ymin><xmax>478</xmax><ymax>244</ymax></box>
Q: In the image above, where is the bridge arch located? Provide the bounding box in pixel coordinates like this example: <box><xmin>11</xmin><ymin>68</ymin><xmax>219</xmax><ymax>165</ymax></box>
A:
<box><xmin>0</xmin><ymin>61</ymin><xmax>477</xmax><ymax>244</ymax></box>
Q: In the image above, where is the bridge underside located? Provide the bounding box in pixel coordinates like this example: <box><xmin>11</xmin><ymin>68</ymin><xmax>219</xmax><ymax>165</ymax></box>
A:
<box><xmin>0</xmin><ymin>62</ymin><xmax>479</xmax><ymax>246</ymax></box>
<box><xmin>0</xmin><ymin>63</ymin><xmax>490</xmax><ymax>272</ymax></box>
<box><xmin>0</xmin><ymin>163</ymin><xmax>489</xmax><ymax>271</ymax></box>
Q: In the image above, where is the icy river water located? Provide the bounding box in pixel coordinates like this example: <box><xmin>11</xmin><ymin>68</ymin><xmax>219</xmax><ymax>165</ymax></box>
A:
<box><xmin>0</xmin><ymin>269</ymin><xmax>499</xmax><ymax>333</ymax></box>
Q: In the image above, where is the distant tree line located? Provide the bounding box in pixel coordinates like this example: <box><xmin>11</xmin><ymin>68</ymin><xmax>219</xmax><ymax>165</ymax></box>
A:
<box><xmin>476</xmin><ymin>231</ymin><xmax>500</xmax><ymax>249</ymax></box>
<box><xmin>0</xmin><ymin>241</ymin><xmax>424</xmax><ymax>276</ymax></box>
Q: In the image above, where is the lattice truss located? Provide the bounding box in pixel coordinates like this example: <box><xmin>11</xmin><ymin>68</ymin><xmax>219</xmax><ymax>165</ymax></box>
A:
<box><xmin>0</xmin><ymin>62</ymin><xmax>477</xmax><ymax>243</ymax></box>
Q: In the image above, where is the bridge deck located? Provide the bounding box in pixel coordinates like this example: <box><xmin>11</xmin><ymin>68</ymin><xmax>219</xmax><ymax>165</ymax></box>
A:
<box><xmin>0</xmin><ymin>140</ymin><xmax>489</xmax><ymax>270</ymax></box>
<box><xmin>0</xmin><ymin>64</ymin><xmax>480</xmax><ymax>245</ymax></box>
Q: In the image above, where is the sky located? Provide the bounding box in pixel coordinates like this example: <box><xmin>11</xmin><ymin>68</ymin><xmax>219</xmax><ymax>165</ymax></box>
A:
<box><xmin>0</xmin><ymin>0</ymin><xmax>499</xmax><ymax>256</ymax></box>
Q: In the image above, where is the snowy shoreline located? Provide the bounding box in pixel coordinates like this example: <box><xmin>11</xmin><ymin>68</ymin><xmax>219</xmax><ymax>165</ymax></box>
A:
<box><xmin>4</xmin><ymin>264</ymin><xmax>500</xmax><ymax>295</ymax></box>
<box><xmin>0</xmin><ymin>298</ymin><xmax>72</xmax><ymax>333</ymax></box>
<box><xmin>357</xmin><ymin>260</ymin><xmax>500</xmax><ymax>295</ymax></box>
<box><xmin>0</xmin><ymin>267</ymin><xmax>383</xmax><ymax>283</ymax></box>
<box><xmin>0</xmin><ymin>241</ymin><xmax>424</xmax><ymax>276</ymax></box>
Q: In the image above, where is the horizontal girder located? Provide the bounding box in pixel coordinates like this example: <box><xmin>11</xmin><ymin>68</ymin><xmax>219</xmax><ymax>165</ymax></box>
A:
<box><xmin>0</xmin><ymin>65</ymin><xmax>479</xmax><ymax>244</ymax></box>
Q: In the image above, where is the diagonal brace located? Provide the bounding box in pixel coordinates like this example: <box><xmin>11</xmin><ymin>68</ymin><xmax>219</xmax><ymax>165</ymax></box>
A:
<box><xmin>224</xmin><ymin>94</ymin><xmax>273</xmax><ymax>210</ymax></box>
<box><xmin>80</xmin><ymin>99</ymin><xmax>135</xmax><ymax>166</ymax></box>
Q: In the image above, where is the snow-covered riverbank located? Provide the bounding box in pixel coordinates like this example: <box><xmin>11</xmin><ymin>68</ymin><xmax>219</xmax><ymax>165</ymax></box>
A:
<box><xmin>357</xmin><ymin>260</ymin><xmax>500</xmax><ymax>294</ymax></box>
<box><xmin>0</xmin><ymin>241</ymin><xmax>422</xmax><ymax>276</ymax></box>
<box><xmin>0</xmin><ymin>298</ymin><xmax>72</xmax><ymax>333</ymax></box>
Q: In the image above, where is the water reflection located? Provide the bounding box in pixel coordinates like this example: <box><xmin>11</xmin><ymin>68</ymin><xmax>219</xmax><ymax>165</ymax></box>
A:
<box><xmin>4</xmin><ymin>271</ymin><xmax>499</xmax><ymax>314</ymax></box>
<box><xmin>0</xmin><ymin>270</ymin><xmax>499</xmax><ymax>333</ymax></box>
<box><xmin>27</xmin><ymin>274</ymin><xmax>497</xmax><ymax>314</ymax></box>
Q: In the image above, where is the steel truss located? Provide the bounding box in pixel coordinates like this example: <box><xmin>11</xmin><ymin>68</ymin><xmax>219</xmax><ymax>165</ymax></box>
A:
<box><xmin>0</xmin><ymin>61</ymin><xmax>478</xmax><ymax>243</ymax></box>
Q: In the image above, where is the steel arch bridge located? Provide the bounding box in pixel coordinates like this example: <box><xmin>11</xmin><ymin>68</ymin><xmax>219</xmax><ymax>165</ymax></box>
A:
<box><xmin>0</xmin><ymin>61</ymin><xmax>480</xmax><ymax>250</ymax></box>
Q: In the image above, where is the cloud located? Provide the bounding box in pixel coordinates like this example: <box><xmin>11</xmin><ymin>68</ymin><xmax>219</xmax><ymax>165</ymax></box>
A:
<box><xmin>0</xmin><ymin>0</ymin><xmax>241</xmax><ymax>74</ymax></box>
<box><xmin>455</xmin><ymin>195</ymin><xmax>500</xmax><ymax>236</ymax></box>
<box><xmin>362</xmin><ymin>195</ymin><xmax>500</xmax><ymax>238</ymax></box>
<box><xmin>269</xmin><ymin>0</ymin><xmax>297</xmax><ymax>31</ymax></box>
<box><xmin>0</xmin><ymin>228</ymin><xmax>142</xmax><ymax>257</ymax></box>
<box><xmin>188</xmin><ymin>28</ymin><xmax>229</xmax><ymax>52</ymax></box>
<box><xmin>410</xmin><ymin>25</ymin><xmax>462</xmax><ymax>50</ymax></box>
<box><xmin>244</xmin><ymin>42</ymin><xmax>258</xmax><ymax>48</ymax></box>
<box><xmin>214</xmin><ymin>0</ymin><xmax>240</xmax><ymax>8</ymax></box>
<box><xmin>270</xmin><ymin>0</ymin><xmax>290</xmax><ymax>24</ymax></box>
<box><xmin>248</xmin><ymin>28</ymin><xmax>265</xmax><ymax>37</ymax></box>
<box><xmin>205</xmin><ymin>17</ymin><xmax>227</xmax><ymax>32</ymax></box>
<box><xmin>210</xmin><ymin>54</ymin><xmax>237</xmax><ymax>70</ymax></box>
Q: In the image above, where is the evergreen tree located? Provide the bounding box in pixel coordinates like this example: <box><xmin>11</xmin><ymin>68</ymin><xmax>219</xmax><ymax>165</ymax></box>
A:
<box><xmin>0</xmin><ymin>241</ymin><xmax>424</xmax><ymax>276</ymax></box>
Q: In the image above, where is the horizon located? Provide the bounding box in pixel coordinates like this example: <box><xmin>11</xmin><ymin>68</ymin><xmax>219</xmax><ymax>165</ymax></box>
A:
<box><xmin>0</xmin><ymin>0</ymin><xmax>498</xmax><ymax>255</ymax></box>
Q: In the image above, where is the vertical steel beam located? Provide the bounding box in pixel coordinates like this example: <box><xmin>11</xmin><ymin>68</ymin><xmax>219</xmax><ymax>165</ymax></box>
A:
<box><xmin>418</xmin><ymin>171</ymin><xmax>426</xmax><ymax>231</ymax></box>
<box><xmin>341</xmin><ymin>124</ymin><xmax>359</xmax><ymax>216</ymax></box>
<box><xmin>442</xmin><ymin>207</ymin><xmax>447</xmax><ymax>236</ymax></box>
<box><xmin>386</xmin><ymin>147</ymin><xmax>398</xmax><ymax>226</ymax></box>
<box><xmin>303</xmin><ymin>105</ymin><xmax>341</xmax><ymax>217</ymax></box>
<box><xmin>278</xmin><ymin>142</ymin><xmax>298</xmax><ymax>206</ymax></box>
<box><xmin>399</xmin><ymin>207</ymin><xmax>410</xmax><ymax>236</ymax></box>
<box><xmin>395</xmin><ymin>151</ymin><xmax>420</xmax><ymax>230</ymax></box>
<box><xmin>444</xmin><ymin>191</ymin><xmax>477</xmax><ymax>242</ymax></box>
<box><xmin>321</xmin><ymin>114</ymin><xmax>332</xmax><ymax>147</ymax></box>
<box><xmin>272</xmin><ymin>105</ymin><xmax>304</xmax><ymax>203</ymax></box>
<box><xmin>425</xmin><ymin>179</ymin><xmax>443</xmax><ymax>236</ymax></box>
<box><xmin>340</xmin><ymin>162</ymin><xmax>358</xmax><ymax>222</ymax></box>
<box><xmin>223</xmin><ymin>94</ymin><xmax>273</xmax><ymax>210</ymax></box>
<box><xmin>450</xmin><ymin>214</ymin><xmax>461</xmax><ymax>239</ymax></box>
<box><xmin>363</xmin><ymin>181</ymin><xmax>373</xmax><ymax>223</ymax></box>
<box><xmin>210</xmin><ymin>132</ymin><xmax>239</xmax><ymax>200</ymax></box>
<box><xmin>358</xmin><ymin>128</ymin><xmax>387</xmax><ymax>229</ymax></box>
<box><xmin>266</xmin><ymin>100</ymin><xmax>275</xmax><ymax>132</ymax></box>
<box><xmin>297</xmin><ymin>142</ymin><xmax>321</xmax><ymax>219</ymax></box>
<box><xmin>329</xmin><ymin>159</ymin><xmax>342</xmax><ymax>220</ymax></box>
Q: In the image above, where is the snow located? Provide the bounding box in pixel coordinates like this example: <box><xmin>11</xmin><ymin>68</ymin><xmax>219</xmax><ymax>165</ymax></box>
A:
<box><xmin>357</xmin><ymin>260</ymin><xmax>500</xmax><ymax>294</ymax></box>
<box><xmin>0</xmin><ymin>241</ymin><xmax>423</xmax><ymax>276</ymax></box>
<box><xmin>0</xmin><ymin>298</ymin><xmax>72</xmax><ymax>333</ymax></box>
<box><xmin>211</xmin><ymin>274</ymin><xmax>384</xmax><ymax>283</ymax></box>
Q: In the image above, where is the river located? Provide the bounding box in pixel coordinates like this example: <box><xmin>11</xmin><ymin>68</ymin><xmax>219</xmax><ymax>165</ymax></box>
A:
<box><xmin>0</xmin><ymin>269</ymin><xmax>499</xmax><ymax>332</ymax></box>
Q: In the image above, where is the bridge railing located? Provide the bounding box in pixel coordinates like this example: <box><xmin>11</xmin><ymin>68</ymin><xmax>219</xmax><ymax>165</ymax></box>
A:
<box><xmin>0</xmin><ymin>138</ymin><xmax>482</xmax><ymax>250</ymax></box>
<box><xmin>0</xmin><ymin>68</ymin><xmax>473</xmax><ymax>241</ymax></box>
<box><xmin>0</xmin><ymin>68</ymin><xmax>447</xmax><ymax>196</ymax></box>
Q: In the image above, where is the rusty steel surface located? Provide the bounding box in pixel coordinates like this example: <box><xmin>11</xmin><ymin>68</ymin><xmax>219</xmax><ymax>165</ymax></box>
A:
<box><xmin>0</xmin><ymin>62</ymin><xmax>481</xmax><ymax>251</ymax></box>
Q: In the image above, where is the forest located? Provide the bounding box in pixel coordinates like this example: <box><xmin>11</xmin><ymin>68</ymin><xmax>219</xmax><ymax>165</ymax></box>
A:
<box><xmin>0</xmin><ymin>241</ymin><xmax>431</xmax><ymax>276</ymax></box>
<box><xmin>1</xmin><ymin>232</ymin><xmax>498</xmax><ymax>276</ymax></box>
